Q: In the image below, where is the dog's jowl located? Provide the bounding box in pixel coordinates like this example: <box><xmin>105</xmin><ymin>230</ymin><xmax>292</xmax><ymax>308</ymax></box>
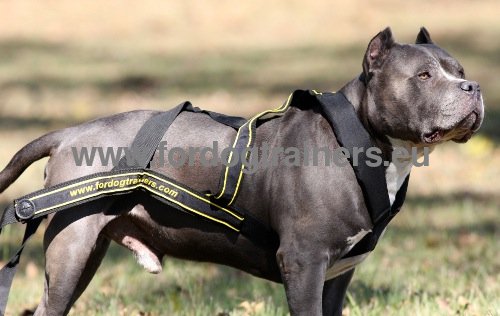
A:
<box><xmin>0</xmin><ymin>27</ymin><xmax>484</xmax><ymax>316</ymax></box>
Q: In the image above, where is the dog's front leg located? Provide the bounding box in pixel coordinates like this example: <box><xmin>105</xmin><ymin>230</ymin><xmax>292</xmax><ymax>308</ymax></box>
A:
<box><xmin>276</xmin><ymin>243</ymin><xmax>328</xmax><ymax>316</ymax></box>
<box><xmin>322</xmin><ymin>268</ymin><xmax>355</xmax><ymax>316</ymax></box>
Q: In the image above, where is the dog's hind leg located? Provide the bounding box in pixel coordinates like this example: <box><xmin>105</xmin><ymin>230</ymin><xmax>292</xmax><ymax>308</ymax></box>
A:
<box><xmin>33</xmin><ymin>207</ymin><xmax>115</xmax><ymax>316</ymax></box>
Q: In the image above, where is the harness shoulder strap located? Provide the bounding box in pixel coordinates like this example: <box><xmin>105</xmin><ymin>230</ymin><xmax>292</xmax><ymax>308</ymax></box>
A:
<box><xmin>312</xmin><ymin>90</ymin><xmax>410</xmax><ymax>258</ymax></box>
<box><xmin>314</xmin><ymin>91</ymin><xmax>391</xmax><ymax>224</ymax></box>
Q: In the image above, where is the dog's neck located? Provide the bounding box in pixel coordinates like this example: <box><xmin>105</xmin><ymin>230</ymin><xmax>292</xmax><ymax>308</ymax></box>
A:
<box><xmin>339</xmin><ymin>76</ymin><xmax>413</xmax><ymax>205</ymax></box>
<box><xmin>339</xmin><ymin>76</ymin><xmax>394</xmax><ymax>162</ymax></box>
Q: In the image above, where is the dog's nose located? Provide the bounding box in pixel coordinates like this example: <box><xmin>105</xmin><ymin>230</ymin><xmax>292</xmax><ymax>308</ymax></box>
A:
<box><xmin>460</xmin><ymin>81</ymin><xmax>480</xmax><ymax>94</ymax></box>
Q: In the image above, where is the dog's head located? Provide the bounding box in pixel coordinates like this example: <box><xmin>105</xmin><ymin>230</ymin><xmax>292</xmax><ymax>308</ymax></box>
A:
<box><xmin>361</xmin><ymin>27</ymin><xmax>484</xmax><ymax>146</ymax></box>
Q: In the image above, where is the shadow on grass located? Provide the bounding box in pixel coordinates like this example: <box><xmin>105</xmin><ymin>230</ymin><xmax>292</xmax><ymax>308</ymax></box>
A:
<box><xmin>0</xmin><ymin>39</ymin><xmax>67</xmax><ymax>61</ymax></box>
<box><xmin>399</xmin><ymin>191</ymin><xmax>499</xmax><ymax>237</ymax></box>
<box><xmin>347</xmin><ymin>280</ymin><xmax>394</xmax><ymax>306</ymax></box>
<box><xmin>389</xmin><ymin>218</ymin><xmax>498</xmax><ymax>240</ymax></box>
<box><xmin>0</xmin><ymin>41</ymin><xmax>361</xmax><ymax>95</ymax></box>
<box><xmin>1</xmin><ymin>36</ymin><xmax>499</xmax><ymax>144</ymax></box>
<box><xmin>405</xmin><ymin>190</ymin><xmax>500</xmax><ymax>209</ymax></box>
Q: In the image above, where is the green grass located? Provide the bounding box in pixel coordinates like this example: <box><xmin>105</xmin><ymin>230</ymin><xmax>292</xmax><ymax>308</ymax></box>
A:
<box><xmin>0</xmin><ymin>1</ymin><xmax>499</xmax><ymax>315</ymax></box>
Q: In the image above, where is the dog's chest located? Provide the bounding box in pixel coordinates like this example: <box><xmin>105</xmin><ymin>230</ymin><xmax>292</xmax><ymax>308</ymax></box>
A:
<box><xmin>325</xmin><ymin>159</ymin><xmax>412</xmax><ymax>280</ymax></box>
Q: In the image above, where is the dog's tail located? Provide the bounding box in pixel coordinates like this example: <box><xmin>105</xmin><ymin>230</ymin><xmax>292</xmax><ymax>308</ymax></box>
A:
<box><xmin>0</xmin><ymin>130</ymin><xmax>62</xmax><ymax>193</ymax></box>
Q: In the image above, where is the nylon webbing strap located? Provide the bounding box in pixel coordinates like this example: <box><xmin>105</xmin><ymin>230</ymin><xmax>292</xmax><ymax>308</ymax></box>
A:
<box><xmin>0</xmin><ymin>218</ymin><xmax>42</xmax><ymax>315</ymax></box>
<box><xmin>3</xmin><ymin>169</ymin><xmax>245</xmax><ymax>232</ymax></box>
<box><xmin>309</xmin><ymin>90</ymin><xmax>410</xmax><ymax>258</ymax></box>
<box><xmin>314</xmin><ymin>91</ymin><xmax>391</xmax><ymax>224</ymax></box>
<box><xmin>0</xmin><ymin>170</ymin><xmax>278</xmax><ymax>248</ymax></box>
<box><xmin>116</xmin><ymin>103</ymin><xmax>247</xmax><ymax>170</ymax></box>
<box><xmin>214</xmin><ymin>93</ymin><xmax>294</xmax><ymax>205</ymax></box>
<box><xmin>116</xmin><ymin>107</ymin><xmax>185</xmax><ymax>169</ymax></box>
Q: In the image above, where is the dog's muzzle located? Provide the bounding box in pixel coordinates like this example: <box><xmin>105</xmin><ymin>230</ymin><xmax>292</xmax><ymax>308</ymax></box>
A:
<box><xmin>424</xmin><ymin>89</ymin><xmax>484</xmax><ymax>145</ymax></box>
<box><xmin>452</xmin><ymin>97</ymin><xmax>484</xmax><ymax>143</ymax></box>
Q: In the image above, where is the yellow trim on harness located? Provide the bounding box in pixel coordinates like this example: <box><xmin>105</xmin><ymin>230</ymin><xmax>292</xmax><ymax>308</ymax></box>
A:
<box><xmin>34</xmin><ymin>183</ymin><xmax>240</xmax><ymax>232</ymax></box>
<box><xmin>29</xmin><ymin>170</ymin><xmax>243</xmax><ymax>230</ymax></box>
<box><xmin>141</xmin><ymin>184</ymin><xmax>241</xmax><ymax>232</ymax></box>
<box><xmin>227</xmin><ymin>92</ymin><xmax>294</xmax><ymax>205</ymax></box>
<box><xmin>34</xmin><ymin>183</ymin><xmax>141</xmax><ymax>215</ymax></box>
<box><xmin>146</xmin><ymin>172</ymin><xmax>243</xmax><ymax>220</ymax></box>
<box><xmin>30</xmin><ymin>171</ymin><xmax>143</xmax><ymax>201</ymax></box>
<box><xmin>215</xmin><ymin>92</ymin><xmax>294</xmax><ymax>203</ymax></box>
<box><xmin>214</xmin><ymin>127</ymin><xmax>244</xmax><ymax>199</ymax></box>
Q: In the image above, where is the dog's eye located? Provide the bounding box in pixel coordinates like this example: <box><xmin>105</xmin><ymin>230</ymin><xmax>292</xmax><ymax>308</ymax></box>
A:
<box><xmin>418</xmin><ymin>71</ymin><xmax>431</xmax><ymax>80</ymax></box>
<box><xmin>458</xmin><ymin>69</ymin><xmax>465</xmax><ymax>78</ymax></box>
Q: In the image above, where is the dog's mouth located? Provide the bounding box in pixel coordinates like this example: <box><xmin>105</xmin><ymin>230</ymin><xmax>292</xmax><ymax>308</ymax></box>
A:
<box><xmin>423</xmin><ymin>107</ymin><xmax>483</xmax><ymax>144</ymax></box>
<box><xmin>423</xmin><ymin>129</ymin><xmax>445</xmax><ymax>144</ymax></box>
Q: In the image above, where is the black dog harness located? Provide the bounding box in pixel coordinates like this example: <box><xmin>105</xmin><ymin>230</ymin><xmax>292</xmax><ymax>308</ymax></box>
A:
<box><xmin>0</xmin><ymin>90</ymin><xmax>408</xmax><ymax>313</ymax></box>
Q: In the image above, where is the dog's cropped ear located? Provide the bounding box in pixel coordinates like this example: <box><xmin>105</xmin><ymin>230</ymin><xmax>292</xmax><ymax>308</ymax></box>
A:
<box><xmin>363</xmin><ymin>27</ymin><xmax>395</xmax><ymax>77</ymax></box>
<box><xmin>416</xmin><ymin>27</ymin><xmax>433</xmax><ymax>44</ymax></box>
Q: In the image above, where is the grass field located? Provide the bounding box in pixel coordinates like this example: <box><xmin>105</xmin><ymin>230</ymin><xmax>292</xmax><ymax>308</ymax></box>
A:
<box><xmin>0</xmin><ymin>1</ymin><xmax>499</xmax><ymax>315</ymax></box>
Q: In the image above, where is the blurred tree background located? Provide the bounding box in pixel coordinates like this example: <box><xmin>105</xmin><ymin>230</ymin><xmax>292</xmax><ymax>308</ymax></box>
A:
<box><xmin>0</xmin><ymin>1</ymin><xmax>498</xmax><ymax>315</ymax></box>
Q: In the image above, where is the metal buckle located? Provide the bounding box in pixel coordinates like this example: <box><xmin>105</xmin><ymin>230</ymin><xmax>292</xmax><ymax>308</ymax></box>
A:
<box><xmin>15</xmin><ymin>199</ymin><xmax>36</xmax><ymax>221</ymax></box>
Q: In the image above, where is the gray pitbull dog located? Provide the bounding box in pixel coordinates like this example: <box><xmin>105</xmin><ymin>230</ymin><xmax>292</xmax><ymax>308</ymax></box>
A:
<box><xmin>0</xmin><ymin>27</ymin><xmax>484</xmax><ymax>315</ymax></box>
